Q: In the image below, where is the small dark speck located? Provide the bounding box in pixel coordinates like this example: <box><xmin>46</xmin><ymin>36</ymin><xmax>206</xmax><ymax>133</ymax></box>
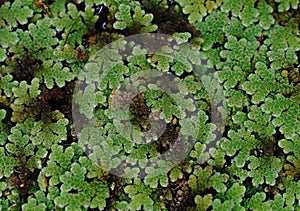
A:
<box><xmin>96</xmin><ymin>18</ymin><xmax>108</xmax><ymax>30</ymax></box>
<box><xmin>167</xmin><ymin>0</ymin><xmax>178</xmax><ymax>7</ymax></box>
<box><xmin>95</xmin><ymin>5</ymin><xmax>103</xmax><ymax>15</ymax></box>
<box><xmin>101</xmin><ymin>22</ymin><xmax>107</xmax><ymax>30</ymax></box>
<box><xmin>82</xmin><ymin>39</ymin><xmax>89</xmax><ymax>49</ymax></box>
<box><xmin>6</xmin><ymin>51</ymin><xmax>14</xmax><ymax>57</ymax></box>
<box><xmin>93</xmin><ymin>4</ymin><xmax>109</xmax><ymax>16</ymax></box>
<box><xmin>93</xmin><ymin>4</ymin><xmax>109</xmax><ymax>31</ymax></box>
<box><xmin>75</xmin><ymin>1</ymin><xmax>85</xmax><ymax>12</ymax></box>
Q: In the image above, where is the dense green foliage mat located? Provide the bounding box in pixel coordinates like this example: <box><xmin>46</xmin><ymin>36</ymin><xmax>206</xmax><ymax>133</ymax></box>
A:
<box><xmin>0</xmin><ymin>0</ymin><xmax>300</xmax><ymax>210</ymax></box>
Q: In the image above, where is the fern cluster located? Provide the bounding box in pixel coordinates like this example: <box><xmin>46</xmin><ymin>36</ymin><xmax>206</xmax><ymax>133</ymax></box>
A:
<box><xmin>0</xmin><ymin>0</ymin><xmax>300</xmax><ymax>210</ymax></box>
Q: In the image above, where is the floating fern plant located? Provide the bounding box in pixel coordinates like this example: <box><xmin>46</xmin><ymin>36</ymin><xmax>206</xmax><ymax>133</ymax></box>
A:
<box><xmin>0</xmin><ymin>0</ymin><xmax>300</xmax><ymax>210</ymax></box>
